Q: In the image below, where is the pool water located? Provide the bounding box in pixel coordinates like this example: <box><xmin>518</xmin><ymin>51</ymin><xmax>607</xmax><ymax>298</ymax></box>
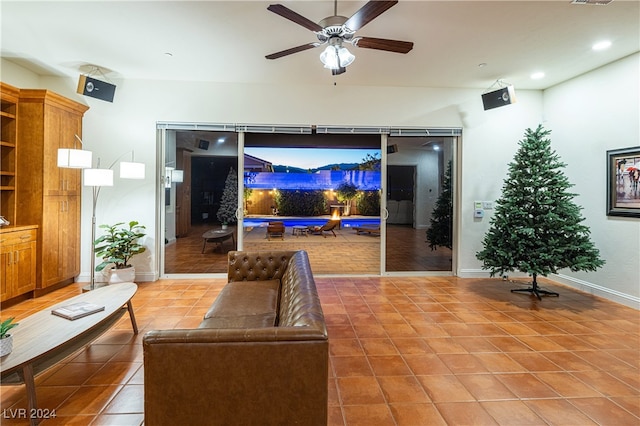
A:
<box><xmin>243</xmin><ymin>217</ymin><xmax>380</xmax><ymax>228</ymax></box>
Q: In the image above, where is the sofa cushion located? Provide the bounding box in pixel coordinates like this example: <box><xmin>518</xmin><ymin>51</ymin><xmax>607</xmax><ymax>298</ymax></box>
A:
<box><xmin>200</xmin><ymin>279</ymin><xmax>281</xmax><ymax>329</ymax></box>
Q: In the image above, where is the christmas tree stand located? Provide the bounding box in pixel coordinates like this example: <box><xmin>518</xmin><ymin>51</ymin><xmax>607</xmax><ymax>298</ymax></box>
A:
<box><xmin>511</xmin><ymin>275</ymin><xmax>559</xmax><ymax>301</ymax></box>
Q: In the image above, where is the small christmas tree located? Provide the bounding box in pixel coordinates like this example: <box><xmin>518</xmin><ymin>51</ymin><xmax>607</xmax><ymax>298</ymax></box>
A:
<box><xmin>476</xmin><ymin>125</ymin><xmax>604</xmax><ymax>299</ymax></box>
<box><xmin>426</xmin><ymin>160</ymin><xmax>452</xmax><ymax>250</ymax></box>
<box><xmin>216</xmin><ymin>167</ymin><xmax>238</xmax><ymax>225</ymax></box>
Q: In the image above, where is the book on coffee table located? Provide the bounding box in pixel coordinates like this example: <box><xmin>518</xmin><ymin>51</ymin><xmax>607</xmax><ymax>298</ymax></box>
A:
<box><xmin>52</xmin><ymin>302</ymin><xmax>105</xmax><ymax>320</ymax></box>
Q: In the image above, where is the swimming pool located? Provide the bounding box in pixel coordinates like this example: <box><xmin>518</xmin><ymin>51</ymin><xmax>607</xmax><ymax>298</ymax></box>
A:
<box><xmin>243</xmin><ymin>217</ymin><xmax>380</xmax><ymax>228</ymax></box>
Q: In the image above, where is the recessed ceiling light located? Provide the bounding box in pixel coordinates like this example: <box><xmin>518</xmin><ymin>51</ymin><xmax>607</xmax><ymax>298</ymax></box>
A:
<box><xmin>478</xmin><ymin>63</ymin><xmax>487</xmax><ymax>68</ymax></box>
<box><xmin>592</xmin><ymin>40</ymin><xmax>612</xmax><ymax>51</ymax></box>
<box><xmin>530</xmin><ymin>72</ymin><xmax>545</xmax><ymax>80</ymax></box>
<box><xmin>164</xmin><ymin>52</ymin><xmax>173</xmax><ymax>57</ymax></box>
<box><xmin>217</xmin><ymin>138</ymin><xmax>225</xmax><ymax>143</ymax></box>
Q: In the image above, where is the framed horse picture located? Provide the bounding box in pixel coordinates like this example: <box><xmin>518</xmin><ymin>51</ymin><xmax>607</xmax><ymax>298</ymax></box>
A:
<box><xmin>607</xmin><ymin>146</ymin><xmax>640</xmax><ymax>218</ymax></box>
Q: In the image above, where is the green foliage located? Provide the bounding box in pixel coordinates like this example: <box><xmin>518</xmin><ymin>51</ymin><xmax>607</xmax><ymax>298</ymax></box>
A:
<box><xmin>358</xmin><ymin>152</ymin><xmax>381</xmax><ymax>171</ymax></box>
<box><xmin>243</xmin><ymin>171</ymin><xmax>256</xmax><ymax>215</ymax></box>
<box><xmin>335</xmin><ymin>181</ymin><xmax>359</xmax><ymax>202</ymax></box>
<box><xmin>94</xmin><ymin>221</ymin><xmax>146</xmax><ymax>271</ymax></box>
<box><xmin>356</xmin><ymin>190</ymin><xmax>381</xmax><ymax>216</ymax></box>
<box><xmin>0</xmin><ymin>317</ymin><xmax>18</xmax><ymax>339</ymax></box>
<box><xmin>426</xmin><ymin>160</ymin><xmax>453</xmax><ymax>250</ymax></box>
<box><xmin>274</xmin><ymin>190</ymin><xmax>326</xmax><ymax>216</ymax></box>
<box><xmin>216</xmin><ymin>167</ymin><xmax>238</xmax><ymax>224</ymax></box>
<box><xmin>476</xmin><ymin>125</ymin><xmax>605</xmax><ymax>282</ymax></box>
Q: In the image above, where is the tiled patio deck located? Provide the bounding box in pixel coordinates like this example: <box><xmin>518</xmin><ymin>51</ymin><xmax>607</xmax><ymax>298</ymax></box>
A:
<box><xmin>165</xmin><ymin>221</ymin><xmax>452</xmax><ymax>275</ymax></box>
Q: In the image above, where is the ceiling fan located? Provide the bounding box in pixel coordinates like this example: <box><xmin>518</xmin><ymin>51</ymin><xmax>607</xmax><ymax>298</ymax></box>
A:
<box><xmin>265</xmin><ymin>0</ymin><xmax>414</xmax><ymax>75</ymax></box>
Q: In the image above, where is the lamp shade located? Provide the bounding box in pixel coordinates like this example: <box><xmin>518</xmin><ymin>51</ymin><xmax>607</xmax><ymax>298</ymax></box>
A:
<box><xmin>320</xmin><ymin>45</ymin><xmax>355</xmax><ymax>70</ymax></box>
<box><xmin>57</xmin><ymin>148</ymin><xmax>93</xmax><ymax>168</ymax></box>
<box><xmin>120</xmin><ymin>161</ymin><xmax>146</xmax><ymax>179</ymax></box>
<box><xmin>84</xmin><ymin>168</ymin><xmax>114</xmax><ymax>187</ymax></box>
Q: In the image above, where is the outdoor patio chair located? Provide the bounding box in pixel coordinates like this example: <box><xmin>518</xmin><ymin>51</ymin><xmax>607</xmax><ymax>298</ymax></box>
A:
<box><xmin>308</xmin><ymin>220</ymin><xmax>339</xmax><ymax>238</ymax></box>
<box><xmin>266</xmin><ymin>221</ymin><xmax>285</xmax><ymax>240</ymax></box>
<box><xmin>353</xmin><ymin>225</ymin><xmax>380</xmax><ymax>236</ymax></box>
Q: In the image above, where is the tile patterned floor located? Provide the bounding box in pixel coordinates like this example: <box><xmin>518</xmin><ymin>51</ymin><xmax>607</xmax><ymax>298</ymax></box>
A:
<box><xmin>165</xmin><ymin>222</ymin><xmax>452</xmax><ymax>274</ymax></box>
<box><xmin>1</xmin><ymin>276</ymin><xmax>638</xmax><ymax>425</ymax></box>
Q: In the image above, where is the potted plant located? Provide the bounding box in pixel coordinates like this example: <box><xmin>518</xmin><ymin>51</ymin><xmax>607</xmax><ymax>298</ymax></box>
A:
<box><xmin>0</xmin><ymin>317</ymin><xmax>19</xmax><ymax>357</ymax></box>
<box><xmin>94</xmin><ymin>221</ymin><xmax>146</xmax><ymax>284</ymax></box>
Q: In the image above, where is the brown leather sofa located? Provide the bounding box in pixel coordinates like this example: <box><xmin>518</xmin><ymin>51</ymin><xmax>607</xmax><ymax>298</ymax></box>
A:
<box><xmin>143</xmin><ymin>250</ymin><xmax>328</xmax><ymax>426</ymax></box>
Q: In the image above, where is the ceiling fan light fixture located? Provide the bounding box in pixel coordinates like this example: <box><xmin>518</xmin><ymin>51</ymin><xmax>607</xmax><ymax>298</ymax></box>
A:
<box><xmin>320</xmin><ymin>44</ymin><xmax>355</xmax><ymax>70</ymax></box>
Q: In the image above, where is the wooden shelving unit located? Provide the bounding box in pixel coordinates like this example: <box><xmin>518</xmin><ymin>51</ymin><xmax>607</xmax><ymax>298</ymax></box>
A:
<box><xmin>0</xmin><ymin>83</ymin><xmax>19</xmax><ymax>225</ymax></box>
<box><xmin>17</xmin><ymin>89</ymin><xmax>89</xmax><ymax>293</ymax></box>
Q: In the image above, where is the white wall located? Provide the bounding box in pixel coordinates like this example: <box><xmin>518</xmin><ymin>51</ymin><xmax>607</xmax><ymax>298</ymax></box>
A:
<box><xmin>2</xmin><ymin>53</ymin><xmax>637</xmax><ymax>307</ymax></box>
<box><xmin>542</xmin><ymin>53</ymin><xmax>640</xmax><ymax>306</ymax></box>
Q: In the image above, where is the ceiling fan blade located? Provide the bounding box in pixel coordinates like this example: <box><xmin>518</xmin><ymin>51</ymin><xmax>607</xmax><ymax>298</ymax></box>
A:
<box><xmin>344</xmin><ymin>0</ymin><xmax>398</xmax><ymax>32</ymax></box>
<box><xmin>353</xmin><ymin>37</ymin><xmax>413</xmax><ymax>54</ymax></box>
<box><xmin>267</xmin><ymin>4</ymin><xmax>323</xmax><ymax>32</ymax></box>
<box><xmin>265</xmin><ymin>43</ymin><xmax>319</xmax><ymax>60</ymax></box>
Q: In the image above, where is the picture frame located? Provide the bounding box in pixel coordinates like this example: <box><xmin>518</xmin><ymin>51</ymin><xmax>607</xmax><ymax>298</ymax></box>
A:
<box><xmin>606</xmin><ymin>147</ymin><xmax>640</xmax><ymax>218</ymax></box>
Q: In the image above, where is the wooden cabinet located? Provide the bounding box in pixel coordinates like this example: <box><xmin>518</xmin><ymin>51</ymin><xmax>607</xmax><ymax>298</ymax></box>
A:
<box><xmin>0</xmin><ymin>226</ymin><xmax>37</xmax><ymax>302</ymax></box>
<box><xmin>41</xmin><ymin>195</ymin><xmax>81</xmax><ymax>287</ymax></box>
<box><xmin>0</xmin><ymin>83</ymin><xmax>19</xmax><ymax>225</ymax></box>
<box><xmin>16</xmin><ymin>90</ymin><xmax>88</xmax><ymax>292</ymax></box>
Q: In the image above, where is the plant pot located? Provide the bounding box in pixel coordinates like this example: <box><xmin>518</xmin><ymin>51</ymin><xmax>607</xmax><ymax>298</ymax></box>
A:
<box><xmin>221</xmin><ymin>224</ymin><xmax>228</xmax><ymax>230</ymax></box>
<box><xmin>108</xmin><ymin>266</ymin><xmax>136</xmax><ymax>284</ymax></box>
<box><xmin>0</xmin><ymin>335</ymin><xmax>13</xmax><ymax>357</ymax></box>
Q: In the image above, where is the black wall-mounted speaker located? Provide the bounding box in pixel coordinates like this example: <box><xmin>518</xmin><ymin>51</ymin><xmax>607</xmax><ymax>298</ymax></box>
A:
<box><xmin>482</xmin><ymin>85</ymin><xmax>516</xmax><ymax>111</ymax></box>
<box><xmin>77</xmin><ymin>75</ymin><xmax>116</xmax><ymax>102</ymax></box>
<box><xmin>198</xmin><ymin>140</ymin><xmax>210</xmax><ymax>150</ymax></box>
<box><xmin>387</xmin><ymin>144</ymin><xmax>398</xmax><ymax>154</ymax></box>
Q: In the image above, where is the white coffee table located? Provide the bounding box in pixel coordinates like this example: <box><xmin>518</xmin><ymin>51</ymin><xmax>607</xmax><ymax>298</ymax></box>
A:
<box><xmin>0</xmin><ymin>283</ymin><xmax>138</xmax><ymax>425</ymax></box>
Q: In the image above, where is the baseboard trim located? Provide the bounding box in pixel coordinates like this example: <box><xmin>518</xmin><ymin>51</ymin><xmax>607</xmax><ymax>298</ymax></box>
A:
<box><xmin>550</xmin><ymin>273</ymin><xmax>640</xmax><ymax>310</ymax></box>
<box><xmin>456</xmin><ymin>269</ymin><xmax>639</xmax><ymax>310</ymax></box>
<box><xmin>76</xmin><ymin>271</ymin><xmax>158</xmax><ymax>284</ymax></box>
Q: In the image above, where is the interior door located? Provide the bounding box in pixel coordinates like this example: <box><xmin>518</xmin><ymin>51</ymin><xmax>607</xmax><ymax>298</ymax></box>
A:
<box><xmin>161</xmin><ymin>126</ymin><xmax>239</xmax><ymax>275</ymax></box>
<box><xmin>385</xmin><ymin>136</ymin><xmax>455</xmax><ymax>272</ymax></box>
<box><xmin>175</xmin><ymin>148</ymin><xmax>191</xmax><ymax>237</ymax></box>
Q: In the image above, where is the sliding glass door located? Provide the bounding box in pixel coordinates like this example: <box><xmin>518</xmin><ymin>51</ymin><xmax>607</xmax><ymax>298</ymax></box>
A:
<box><xmin>384</xmin><ymin>135</ymin><xmax>456</xmax><ymax>273</ymax></box>
<box><xmin>158</xmin><ymin>123</ymin><xmax>458</xmax><ymax>277</ymax></box>
<box><xmin>241</xmin><ymin>131</ymin><xmax>382</xmax><ymax>275</ymax></box>
<box><xmin>161</xmin><ymin>126</ymin><xmax>239</xmax><ymax>275</ymax></box>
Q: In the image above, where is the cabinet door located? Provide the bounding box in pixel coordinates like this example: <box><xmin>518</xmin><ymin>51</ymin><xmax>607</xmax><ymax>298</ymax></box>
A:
<box><xmin>42</xmin><ymin>196</ymin><xmax>63</xmax><ymax>287</ymax></box>
<box><xmin>43</xmin><ymin>107</ymin><xmax>83</xmax><ymax>196</ymax></box>
<box><xmin>0</xmin><ymin>228</ymin><xmax>36</xmax><ymax>300</ymax></box>
<box><xmin>0</xmin><ymin>247</ymin><xmax>11</xmax><ymax>300</ymax></box>
<box><xmin>14</xmin><ymin>240</ymin><xmax>36</xmax><ymax>295</ymax></box>
<box><xmin>41</xmin><ymin>195</ymin><xmax>79</xmax><ymax>288</ymax></box>
<box><xmin>60</xmin><ymin>195</ymin><xmax>80</xmax><ymax>279</ymax></box>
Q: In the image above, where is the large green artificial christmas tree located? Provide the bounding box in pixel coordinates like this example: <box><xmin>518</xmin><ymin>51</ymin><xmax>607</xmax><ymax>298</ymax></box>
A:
<box><xmin>476</xmin><ymin>125</ymin><xmax>604</xmax><ymax>299</ymax></box>
<box><xmin>216</xmin><ymin>167</ymin><xmax>238</xmax><ymax>225</ymax></box>
<box><xmin>426</xmin><ymin>160</ymin><xmax>453</xmax><ymax>250</ymax></box>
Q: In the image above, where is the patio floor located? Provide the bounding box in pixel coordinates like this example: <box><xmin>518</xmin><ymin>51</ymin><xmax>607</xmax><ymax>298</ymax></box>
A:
<box><xmin>164</xmin><ymin>220</ymin><xmax>452</xmax><ymax>275</ymax></box>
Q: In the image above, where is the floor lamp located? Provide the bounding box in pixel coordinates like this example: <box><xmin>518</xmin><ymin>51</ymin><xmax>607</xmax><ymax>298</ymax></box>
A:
<box><xmin>83</xmin><ymin>155</ymin><xmax>145</xmax><ymax>290</ymax></box>
<box><xmin>58</xmin><ymin>138</ymin><xmax>145</xmax><ymax>291</ymax></box>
